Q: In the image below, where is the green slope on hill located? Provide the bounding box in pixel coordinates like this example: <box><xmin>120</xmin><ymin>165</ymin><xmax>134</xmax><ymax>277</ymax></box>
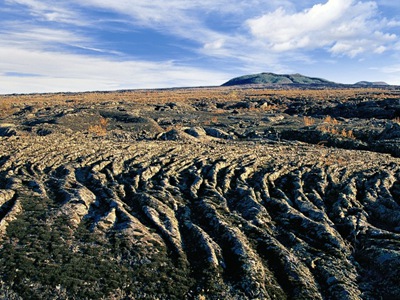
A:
<box><xmin>222</xmin><ymin>72</ymin><xmax>335</xmax><ymax>86</ymax></box>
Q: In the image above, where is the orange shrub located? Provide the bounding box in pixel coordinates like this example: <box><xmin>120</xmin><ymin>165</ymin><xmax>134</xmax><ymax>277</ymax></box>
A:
<box><xmin>303</xmin><ymin>116</ymin><xmax>315</xmax><ymax>126</ymax></box>
<box><xmin>88</xmin><ymin>117</ymin><xmax>108</xmax><ymax>136</ymax></box>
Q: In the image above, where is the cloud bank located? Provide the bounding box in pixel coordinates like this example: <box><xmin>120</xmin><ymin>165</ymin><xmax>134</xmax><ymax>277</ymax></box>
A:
<box><xmin>246</xmin><ymin>0</ymin><xmax>397</xmax><ymax>56</ymax></box>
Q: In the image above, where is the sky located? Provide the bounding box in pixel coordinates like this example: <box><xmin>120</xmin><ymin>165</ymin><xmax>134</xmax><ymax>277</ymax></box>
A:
<box><xmin>1</xmin><ymin>0</ymin><xmax>400</xmax><ymax>94</ymax></box>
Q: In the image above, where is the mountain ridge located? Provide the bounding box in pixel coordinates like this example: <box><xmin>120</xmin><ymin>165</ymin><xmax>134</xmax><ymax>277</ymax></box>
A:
<box><xmin>354</xmin><ymin>80</ymin><xmax>389</xmax><ymax>86</ymax></box>
<box><xmin>221</xmin><ymin>72</ymin><xmax>390</xmax><ymax>87</ymax></box>
<box><xmin>222</xmin><ymin>72</ymin><xmax>336</xmax><ymax>86</ymax></box>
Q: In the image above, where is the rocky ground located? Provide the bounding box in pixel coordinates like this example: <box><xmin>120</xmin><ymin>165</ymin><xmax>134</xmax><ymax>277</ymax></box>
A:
<box><xmin>0</xmin><ymin>86</ymin><xmax>400</xmax><ymax>299</ymax></box>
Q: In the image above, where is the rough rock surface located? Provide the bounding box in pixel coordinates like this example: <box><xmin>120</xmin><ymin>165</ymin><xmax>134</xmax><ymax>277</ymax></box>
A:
<box><xmin>0</xmin><ymin>87</ymin><xmax>400</xmax><ymax>299</ymax></box>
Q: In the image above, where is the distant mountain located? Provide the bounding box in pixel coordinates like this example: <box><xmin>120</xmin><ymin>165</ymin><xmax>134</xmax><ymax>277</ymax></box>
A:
<box><xmin>222</xmin><ymin>72</ymin><xmax>335</xmax><ymax>86</ymax></box>
<box><xmin>354</xmin><ymin>81</ymin><xmax>389</xmax><ymax>86</ymax></box>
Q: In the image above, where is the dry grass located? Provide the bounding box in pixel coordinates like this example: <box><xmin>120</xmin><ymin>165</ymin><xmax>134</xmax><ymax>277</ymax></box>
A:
<box><xmin>260</xmin><ymin>104</ymin><xmax>278</xmax><ymax>111</ymax></box>
<box><xmin>88</xmin><ymin>117</ymin><xmax>108</xmax><ymax>136</ymax></box>
<box><xmin>0</xmin><ymin>101</ymin><xmax>17</xmax><ymax>117</ymax></box>
<box><xmin>323</xmin><ymin>115</ymin><xmax>340</xmax><ymax>125</ymax></box>
<box><xmin>213</xmin><ymin>108</ymin><xmax>226</xmax><ymax>114</ymax></box>
<box><xmin>303</xmin><ymin>116</ymin><xmax>315</xmax><ymax>126</ymax></box>
<box><xmin>341</xmin><ymin>129</ymin><xmax>355</xmax><ymax>139</ymax></box>
<box><xmin>211</xmin><ymin>116</ymin><xmax>219</xmax><ymax>124</ymax></box>
<box><xmin>0</xmin><ymin>87</ymin><xmax>391</xmax><ymax>110</ymax></box>
<box><xmin>202</xmin><ymin>115</ymin><xmax>219</xmax><ymax>126</ymax></box>
<box><xmin>165</xmin><ymin>123</ymin><xmax>183</xmax><ymax>132</ymax></box>
<box><xmin>318</xmin><ymin>125</ymin><xmax>355</xmax><ymax>139</ymax></box>
<box><xmin>246</xmin><ymin>104</ymin><xmax>278</xmax><ymax>112</ymax></box>
<box><xmin>318</xmin><ymin>114</ymin><xmax>354</xmax><ymax>139</ymax></box>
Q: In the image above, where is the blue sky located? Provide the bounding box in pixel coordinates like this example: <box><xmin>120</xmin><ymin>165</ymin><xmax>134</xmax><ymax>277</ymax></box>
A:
<box><xmin>1</xmin><ymin>0</ymin><xmax>400</xmax><ymax>94</ymax></box>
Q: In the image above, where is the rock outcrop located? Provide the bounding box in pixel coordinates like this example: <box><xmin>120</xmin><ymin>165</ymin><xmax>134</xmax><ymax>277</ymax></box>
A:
<box><xmin>0</xmin><ymin>132</ymin><xmax>399</xmax><ymax>299</ymax></box>
<box><xmin>1</xmin><ymin>86</ymin><xmax>400</xmax><ymax>299</ymax></box>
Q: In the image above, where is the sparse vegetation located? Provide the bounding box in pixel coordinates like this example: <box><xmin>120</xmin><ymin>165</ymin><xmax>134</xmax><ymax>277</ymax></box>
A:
<box><xmin>0</xmin><ymin>196</ymin><xmax>133</xmax><ymax>299</ymax></box>
<box><xmin>0</xmin><ymin>195</ymin><xmax>195</xmax><ymax>299</ymax></box>
<box><xmin>323</xmin><ymin>115</ymin><xmax>340</xmax><ymax>125</ymax></box>
<box><xmin>88</xmin><ymin>116</ymin><xmax>108</xmax><ymax>136</ymax></box>
<box><xmin>303</xmin><ymin>116</ymin><xmax>315</xmax><ymax>126</ymax></box>
<box><xmin>0</xmin><ymin>87</ymin><xmax>393</xmax><ymax>111</ymax></box>
<box><xmin>318</xmin><ymin>125</ymin><xmax>355</xmax><ymax>139</ymax></box>
<box><xmin>0</xmin><ymin>101</ymin><xmax>17</xmax><ymax>117</ymax></box>
<box><xmin>203</xmin><ymin>116</ymin><xmax>219</xmax><ymax>126</ymax></box>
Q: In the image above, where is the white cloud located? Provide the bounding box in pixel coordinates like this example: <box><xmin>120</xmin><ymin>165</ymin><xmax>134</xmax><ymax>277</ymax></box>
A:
<box><xmin>374</xmin><ymin>45</ymin><xmax>386</xmax><ymax>54</ymax></box>
<box><xmin>370</xmin><ymin>64</ymin><xmax>400</xmax><ymax>85</ymax></box>
<box><xmin>248</xmin><ymin>0</ymin><xmax>352</xmax><ymax>40</ymax></box>
<box><xmin>378</xmin><ymin>64</ymin><xmax>400</xmax><ymax>74</ymax></box>
<box><xmin>329</xmin><ymin>42</ymin><xmax>364</xmax><ymax>57</ymax></box>
<box><xmin>204</xmin><ymin>39</ymin><xmax>225</xmax><ymax>50</ymax></box>
<box><xmin>8</xmin><ymin>0</ymin><xmax>397</xmax><ymax>64</ymax></box>
<box><xmin>1</xmin><ymin>25</ymin><xmax>83</xmax><ymax>46</ymax></box>
<box><xmin>68</xmin><ymin>0</ymin><xmax>227</xmax><ymax>47</ymax></box>
<box><xmin>0</xmin><ymin>0</ymin><xmax>235</xmax><ymax>93</ymax></box>
<box><xmin>69</xmin><ymin>0</ymin><xmax>297</xmax><ymax>53</ymax></box>
<box><xmin>5</xmin><ymin>0</ymin><xmax>86</xmax><ymax>25</ymax></box>
<box><xmin>0</xmin><ymin>46</ymin><xmax>230</xmax><ymax>94</ymax></box>
<box><xmin>2</xmin><ymin>0</ymin><xmax>400</xmax><ymax>93</ymax></box>
<box><xmin>246</xmin><ymin>0</ymin><xmax>398</xmax><ymax>57</ymax></box>
<box><xmin>0</xmin><ymin>22</ymin><xmax>101</xmax><ymax>61</ymax></box>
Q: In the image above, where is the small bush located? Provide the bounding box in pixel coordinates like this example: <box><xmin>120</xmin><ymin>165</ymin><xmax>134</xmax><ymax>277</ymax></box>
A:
<box><xmin>323</xmin><ymin>115</ymin><xmax>340</xmax><ymax>125</ymax></box>
<box><xmin>0</xmin><ymin>101</ymin><xmax>17</xmax><ymax>117</ymax></box>
<box><xmin>303</xmin><ymin>116</ymin><xmax>315</xmax><ymax>126</ymax></box>
<box><xmin>88</xmin><ymin>117</ymin><xmax>108</xmax><ymax>136</ymax></box>
<box><xmin>318</xmin><ymin>125</ymin><xmax>355</xmax><ymax>139</ymax></box>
